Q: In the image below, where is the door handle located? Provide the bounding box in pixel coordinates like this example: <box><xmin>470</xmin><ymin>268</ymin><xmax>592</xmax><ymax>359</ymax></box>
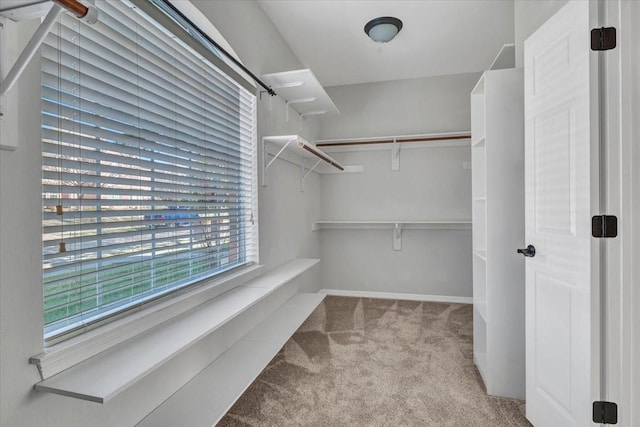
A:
<box><xmin>517</xmin><ymin>245</ymin><xmax>536</xmax><ymax>257</ymax></box>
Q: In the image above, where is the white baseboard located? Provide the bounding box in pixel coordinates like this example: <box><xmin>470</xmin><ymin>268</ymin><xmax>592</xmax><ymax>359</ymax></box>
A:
<box><xmin>318</xmin><ymin>289</ymin><xmax>472</xmax><ymax>304</ymax></box>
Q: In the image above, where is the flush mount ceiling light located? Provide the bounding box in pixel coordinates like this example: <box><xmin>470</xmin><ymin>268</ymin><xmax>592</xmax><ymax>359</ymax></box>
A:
<box><xmin>364</xmin><ymin>16</ymin><xmax>403</xmax><ymax>43</ymax></box>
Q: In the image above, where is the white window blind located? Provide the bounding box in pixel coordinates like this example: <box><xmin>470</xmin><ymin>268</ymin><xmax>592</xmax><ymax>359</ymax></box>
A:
<box><xmin>42</xmin><ymin>0</ymin><xmax>257</xmax><ymax>341</ymax></box>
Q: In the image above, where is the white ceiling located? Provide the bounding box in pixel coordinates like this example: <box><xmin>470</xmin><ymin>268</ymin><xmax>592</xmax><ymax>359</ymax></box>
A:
<box><xmin>258</xmin><ymin>0</ymin><xmax>514</xmax><ymax>87</ymax></box>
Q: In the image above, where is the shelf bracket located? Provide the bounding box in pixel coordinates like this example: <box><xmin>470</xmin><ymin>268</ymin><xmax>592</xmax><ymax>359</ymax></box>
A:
<box><xmin>261</xmin><ymin>137</ymin><xmax>295</xmax><ymax>186</ymax></box>
<box><xmin>391</xmin><ymin>137</ymin><xmax>400</xmax><ymax>171</ymax></box>
<box><xmin>393</xmin><ymin>222</ymin><xmax>402</xmax><ymax>251</ymax></box>
<box><xmin>300</xmin><ymin>158</ymin><xmax>322</xmax><ymax>191</ymax></box>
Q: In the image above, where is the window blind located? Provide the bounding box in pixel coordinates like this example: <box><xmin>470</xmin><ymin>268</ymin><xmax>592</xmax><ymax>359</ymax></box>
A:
<box><xmin>42</xmin><ymin>0</ymin><xmax>257</xmax><ymax>341</ymax></box>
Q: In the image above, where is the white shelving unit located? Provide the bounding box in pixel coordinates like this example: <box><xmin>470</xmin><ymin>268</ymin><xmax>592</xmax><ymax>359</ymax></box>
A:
<box><xmin>313</xmin><ymin>220</ymin><xmax>471</xmax><ymax>251</ymax></box>
<box><xmin>471</xmin><ymin>68</ymin><xmax>525</xmax><ymax>399</ymax></box>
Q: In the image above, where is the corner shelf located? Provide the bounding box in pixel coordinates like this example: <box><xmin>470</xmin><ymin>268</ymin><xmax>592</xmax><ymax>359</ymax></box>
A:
<box><xmin>261</xmin><ymin>135</ymin><xmax>346</xmax><ymax>189</ymax></box>
<box><xmin>312</xmin><ymin>220</ymin><xmax>471</xmax><ymax>251</ymax></box>
<box><xmin>260</xmin><ymin>69</ymin><xmax>339</xmax><ymax>121</ymax></box>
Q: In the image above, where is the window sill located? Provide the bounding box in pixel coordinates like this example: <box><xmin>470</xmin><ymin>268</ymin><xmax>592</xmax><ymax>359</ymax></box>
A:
<box><xmin>31</xmin><ymin>264</ymin><xmax>265</xmax><ymax>380</ymax></box>
<box><xmin>31</xmin><ymin>259</ymin><xmax>319</xmax><ymax>403</ymax></box>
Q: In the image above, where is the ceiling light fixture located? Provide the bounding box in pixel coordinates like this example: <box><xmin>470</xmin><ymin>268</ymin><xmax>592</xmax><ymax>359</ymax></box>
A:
<box><xmin>364</xmin><ymin>16</ymin><xmax>403</xmax><ymax>43</ymax></box>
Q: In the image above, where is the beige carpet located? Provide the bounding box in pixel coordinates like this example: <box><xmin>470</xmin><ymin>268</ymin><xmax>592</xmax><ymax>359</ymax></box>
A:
<box><xmin>218</xmin><ymin>296</ymin><xmax>531</xmax><ymax>426</ymax></box>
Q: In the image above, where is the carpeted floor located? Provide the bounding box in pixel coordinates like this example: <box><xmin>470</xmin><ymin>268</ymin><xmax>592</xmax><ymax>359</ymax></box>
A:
<box><xmin>218</xmin><ymin>296</ymin><xmax>531</xmax><ymax>426</ymax></box>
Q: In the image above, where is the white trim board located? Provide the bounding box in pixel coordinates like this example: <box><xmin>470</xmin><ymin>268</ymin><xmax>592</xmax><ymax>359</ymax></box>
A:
<box><xmin>318</xmin><ymin>289</ymin><xmax>472</xmax><ymax>304</ymax></box>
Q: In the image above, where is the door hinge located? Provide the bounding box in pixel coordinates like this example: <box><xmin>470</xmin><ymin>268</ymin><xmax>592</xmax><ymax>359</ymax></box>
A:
<box><xmin>591</xmin><ymin>27</ymin><xmax>616</xmax><ymax>51</ymax></box>
<box><xmin>593</xmin><ymin>401</ymin><xmax>618</xmax><ymax>424</ymax></box>
<box><xmin>592</xmin><ymin>215</ymin><xmax>618</xmax><ymax>238</ymax></box>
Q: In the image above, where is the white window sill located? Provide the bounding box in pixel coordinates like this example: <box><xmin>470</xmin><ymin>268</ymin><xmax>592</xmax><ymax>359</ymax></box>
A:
<box><xmin>31</xmin><ymin>264</ymin><xmax>265</xmax><ymax>381</ymax></box>
<box><xmin>31</xmin><ymin>259</ymin><xmax>319</xmax><ymax>403</ymax></box>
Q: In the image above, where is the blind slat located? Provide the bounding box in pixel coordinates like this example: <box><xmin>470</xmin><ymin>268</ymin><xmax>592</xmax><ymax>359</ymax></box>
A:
<box><xmin>42</xmin><ymin>156</ymin><xmax>252</xmax><ymax>188</ymax></box>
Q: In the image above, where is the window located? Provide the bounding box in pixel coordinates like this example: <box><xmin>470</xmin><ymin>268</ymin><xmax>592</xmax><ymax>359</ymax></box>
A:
<box><xmin>41</xmin><ymin>0</ymin><xmax>257</xmax><ymax>341</ymax></box>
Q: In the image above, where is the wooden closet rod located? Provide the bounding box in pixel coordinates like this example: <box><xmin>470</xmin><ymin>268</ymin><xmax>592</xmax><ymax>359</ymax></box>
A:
<box><xmin>300</xmin><ymin>144</ymin><xmax>345</xmax><ymax>171</ymax></box>
<box><xmin>315</xmin><ymin>134</ymin><xmax>471</xmax><ymax>147</ymax></box>
<box><xmin>53</xmin><ymin>0</ymin><xmax>89</xmax><ymax>18</ymax></box>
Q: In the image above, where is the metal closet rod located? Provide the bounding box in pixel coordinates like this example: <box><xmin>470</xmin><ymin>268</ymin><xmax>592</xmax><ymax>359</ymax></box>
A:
<box><xmin>160</xmin><ymin>1</ymin><xmax>276</xmax><ymax>97</ymax></box>
<box><xmin>315</xmin><ymin>134</ymin><xmax>471</xmax><ymax>147</ymax></box>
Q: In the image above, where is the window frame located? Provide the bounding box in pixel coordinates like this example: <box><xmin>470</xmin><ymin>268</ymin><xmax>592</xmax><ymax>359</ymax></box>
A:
<box><xmin>40</xmin><ymin>0</ymin><xmax>259</xmax><ymax>345</ymax></box>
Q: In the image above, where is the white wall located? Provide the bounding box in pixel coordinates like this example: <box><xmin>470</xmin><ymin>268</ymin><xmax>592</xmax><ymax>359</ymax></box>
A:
<box><xmin>0</xmin><ymin>1</ymin><xmax>322</xmax><ymax>425</ymax></box>
<box><xmin>315</xmin><ymin>73</ymin><xmax>478</xmax><ymax>297</ymax></box>
<box><xmin>514</xmin><ymin>0</ymin><xmax>569</xmax><ymax>68</ymax></box>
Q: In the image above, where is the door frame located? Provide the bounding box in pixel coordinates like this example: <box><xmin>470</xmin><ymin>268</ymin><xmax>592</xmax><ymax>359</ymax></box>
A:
<box><xmin>602</xmin><ymin>0</ymin><xmax>640</xmax><ymax>425</ymax></box>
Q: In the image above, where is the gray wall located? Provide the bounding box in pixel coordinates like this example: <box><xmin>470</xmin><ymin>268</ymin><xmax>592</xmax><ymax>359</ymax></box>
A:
<box><xmin>315</xmin><ymin>73</ymin><xmax>478</xmax><ymax>297</ymax></box>
<box><xmin>0</xmin><ymin>1</ymin><xmax>322</xmax><ymax>426</ymax></box>
<box><xmin>514</xmin><ymin>0</ymin><xmax>569</xmax><ymax>67</ymax></box>
<box><xmin>190</xmin><ymin>0</ymin><xmax>322</xmax><ymax>279</ymax></box>
<box><xmin>319</xmin><ymin>145</ymin><xmax>473</xmax><ymax>297</ymax></box>
<box><xmin>318</xmin><ymin>73</ymin><xmax>480</xmax><ymax>140</ymax></box>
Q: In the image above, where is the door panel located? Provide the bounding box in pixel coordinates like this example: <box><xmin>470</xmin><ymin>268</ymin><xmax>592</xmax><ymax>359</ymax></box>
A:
<box><xmin>534</xmin><ymin>272</ymin><xmax>573</xmax><ymax>413</ymax></box>
<box><xmin>533</xmin><ymin>105</ymin><xmax>576</xmax><ymax>236</ymax></box>
<box><xmin>524</xmin><ymin>1</ymin><xmax>598</xmax><ymax>426</ymax></box>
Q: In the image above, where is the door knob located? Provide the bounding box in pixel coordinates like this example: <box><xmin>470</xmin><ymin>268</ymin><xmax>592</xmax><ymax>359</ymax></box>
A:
<box><xmin>517</xmin><ymin>245</ymin><xmax>536</xmax><ymax>257</ymax></box>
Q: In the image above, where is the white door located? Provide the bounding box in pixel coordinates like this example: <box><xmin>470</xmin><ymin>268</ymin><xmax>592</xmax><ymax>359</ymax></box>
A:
<box><xmin>524</xmin><ymin>1</ymin><xmax>600</xmax><ymax>426</ymax></box>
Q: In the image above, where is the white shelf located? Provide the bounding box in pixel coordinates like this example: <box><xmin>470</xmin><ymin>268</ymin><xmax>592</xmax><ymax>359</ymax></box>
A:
<box><xmin>473</xmin><ymin>196</ymin><xmax>486</xmax><ymax>202</ymax></box>
<box><xmin>312</xmin><ymin>220</ymin><xmax>472</xmax><ymax>231</ymax></box>
<box><xmin>263</xmin><ymin>135</ymin><xmax>343</xmax><ymax>170</ymax></box>
<box><xmin>313</xmin><ymin>131</ymin><xmax>470</xmax><ymax>172</ymax></box>
<box><xmin>313</xmin><ymin>220</ymin><xmax>471</xmax><ymax>252</ymax></box>
<box><xmin>262</xmin><ymin>135</ymin><xmax>347</xmax><ymax>188</ymax></box>
<box><xmin>34</xmin><ymin>259</ymin><xmax>319</xmax><ymax>403</ymax></box>
<box><xmin>137</xmin><ymin>292</ymin><xmax>325</xmax><ymax>427</ymax></box>
<box><xmin>260</xmin><ymin>69</ymin><xmax>339</xmax><ymax>120</ymax></box>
